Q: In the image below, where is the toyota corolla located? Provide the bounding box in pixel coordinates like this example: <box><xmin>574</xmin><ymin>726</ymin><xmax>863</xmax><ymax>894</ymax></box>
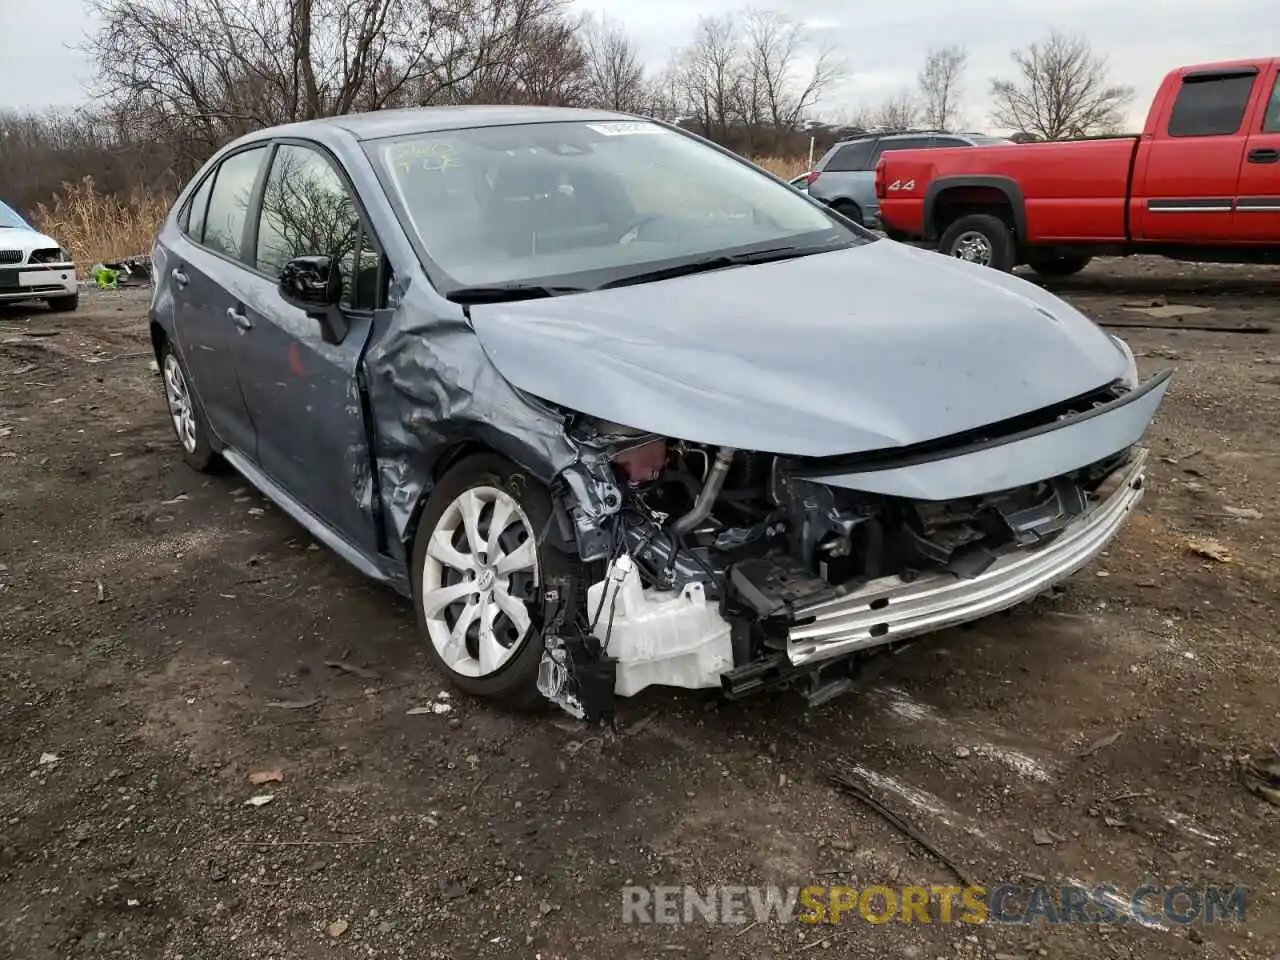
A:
<box><xmin>148</xmin><ymin>107</ymin><xmax>1169</xmax><ymax>721</ymax></box>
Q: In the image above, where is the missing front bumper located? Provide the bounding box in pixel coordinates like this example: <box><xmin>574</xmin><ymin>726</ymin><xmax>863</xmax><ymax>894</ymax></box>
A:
<box><xmin>786</xmin><ymin>447</ymin><xmax>1148</xmax><ymax>666</ymax></box>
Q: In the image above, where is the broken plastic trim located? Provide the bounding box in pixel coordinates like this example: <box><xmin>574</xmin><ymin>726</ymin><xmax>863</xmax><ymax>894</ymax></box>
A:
<box><xmin>785</xmin><ymin>447</ymin><xmax>1149</xmax><ymax>666</ymax></box>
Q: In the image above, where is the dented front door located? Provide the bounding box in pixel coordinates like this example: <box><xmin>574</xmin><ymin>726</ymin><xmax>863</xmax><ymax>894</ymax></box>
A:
<box><xmin>231</xmin><ymin>141</ymin><xmax>382</xmax><ymax>558</ymax></box>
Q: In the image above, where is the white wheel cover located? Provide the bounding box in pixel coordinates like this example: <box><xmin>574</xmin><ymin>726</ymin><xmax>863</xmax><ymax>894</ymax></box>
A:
<box><xmin>162</xmin><ymin>353</ymin><xmax>198</xmax><ymax>454</ymax></box>
<box><xmin>420</xmin><ymin>485</ymin><xmax>540</xmax><ymax>678</ymax></box>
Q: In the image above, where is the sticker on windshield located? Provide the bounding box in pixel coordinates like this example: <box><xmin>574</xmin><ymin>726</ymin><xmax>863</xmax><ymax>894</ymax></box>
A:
<box><xmin>388</xmin><ymin>141</ymin><xmax>462</xmax><ymax>174</ymax></box>
<box><xmin>585</xmin><ymin>122</ymin><xmax>662</xmax><ymax>137</ymax></box>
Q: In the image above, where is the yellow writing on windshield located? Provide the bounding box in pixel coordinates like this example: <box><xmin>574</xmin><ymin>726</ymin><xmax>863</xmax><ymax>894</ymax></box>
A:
<box><xmin>389</xmin><ymin>141</ymin><xmax>462</xmax><ymax>174</ymax></box>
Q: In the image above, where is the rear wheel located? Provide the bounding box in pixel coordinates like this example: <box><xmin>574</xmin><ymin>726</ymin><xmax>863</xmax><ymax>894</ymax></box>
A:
<box><xmin>159</xmin><ymin>342</ymin><xmax>217</xmax><ymax>472</ymax></box>
<box><xmin>938</xmin><ymin>213</ymin><xmax>1016</xmax><ymax>272</ymax></box>
<box><xmin>411</xmin><ymin>454</ymin><xmax>575</xmax><ymax>710</ymax></box>
<box><xmin>1028</xmin><ymin>256</ymin><xmax>1092</xmax><ymax>278</ymax></box>
<box><xmin>831</xmin><ymin>200</ymin><xmax>864</xmax><ymax>226</ymax></box>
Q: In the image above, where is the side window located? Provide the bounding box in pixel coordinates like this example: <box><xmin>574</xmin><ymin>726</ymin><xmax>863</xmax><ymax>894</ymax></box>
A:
<box><xmin>255</xmin><ymin>143</ymin><xmax>377</xmax><ymax>309</ymax></box>
<box><xmin>181</xmin><ymin>173</ymin><xmax>215</xmax><ymax>242</ymax></box>
<box><xmin>1263</xmin><ymin>74</ymin><xmax>1280</xmax><ymax>133</ymax></box>
<box><xmin>932</xmin><ymin>137</ymin><xmax>968</xmax><ymax>148</ymax></box>
<box><xmin>203</xmin><ymin>146</ymin><xmax>269</xmax><ymax>260</ymax></box>
<box><xmin>1168</xmin><ymin>72</ymin><xmax>1257</xmax><ymax>137</ymax></box>
<box><xmin>870</xmin><ymin>137</ymin><xmax>933</xmax><ymax>164</ymax></box>
<box><xmin>824</xmin><ymin>141</ymin><xmax>875</xmax><ymax>171</ymax></box>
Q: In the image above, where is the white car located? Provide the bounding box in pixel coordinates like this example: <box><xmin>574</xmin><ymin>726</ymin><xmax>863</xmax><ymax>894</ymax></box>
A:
<box><xmin>0</xmin><ymin>200</ymin><xmax>78</xmax><ymax>312</ymax></box>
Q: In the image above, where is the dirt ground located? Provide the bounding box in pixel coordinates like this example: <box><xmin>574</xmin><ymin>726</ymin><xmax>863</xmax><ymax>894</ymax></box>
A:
<box><xmin>1</xmin><ymin>258</ymin><xmax>1278</xmax><ymax>960</ymax></box>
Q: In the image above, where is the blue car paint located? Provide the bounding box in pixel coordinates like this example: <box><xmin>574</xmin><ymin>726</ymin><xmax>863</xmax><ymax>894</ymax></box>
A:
<box><xmin>149</xmin><ymin>108</ymin><xmax>1166</xmax><ymax>597</ymax></box>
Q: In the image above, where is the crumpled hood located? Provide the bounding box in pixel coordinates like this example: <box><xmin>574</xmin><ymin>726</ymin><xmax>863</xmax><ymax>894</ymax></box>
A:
<box><xmin>469</xmin><ymin>239</ymin><xmax>1129</xmax><ymax>458</ymax></box>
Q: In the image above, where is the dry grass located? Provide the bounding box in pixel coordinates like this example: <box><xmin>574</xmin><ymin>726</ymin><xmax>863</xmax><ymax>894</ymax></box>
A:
<box><xmin>33</xmin><ymin>177</ymin><xmax>171</xmax><ymax>268</ymax></box>
<box><xmin>752</xmin><ymin>156</ymin><xmax>811</xmax><ymax>178</ymax></box>
<box><xmin>30</xmin><ymin>157</ymin><xmax>809</xmax><ymax>266</ymax></box>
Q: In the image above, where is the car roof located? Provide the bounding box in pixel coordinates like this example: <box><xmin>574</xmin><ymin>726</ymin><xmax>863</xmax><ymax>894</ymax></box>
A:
<box><xmin>231</xmin><ymin>105</ymin><xmax>641</xmax><ymax>145</ymax></box>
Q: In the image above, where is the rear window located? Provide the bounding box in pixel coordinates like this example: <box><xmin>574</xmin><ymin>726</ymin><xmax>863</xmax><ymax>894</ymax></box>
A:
<box><xmin>870</xmin><ymin>136</ymin><xmax>935</xmax><ymax>164</ymax></box>
<box><xmin>959</xmin><ymin>135</ymin><xmax>1013</xmax><ymax>146</ymax></box>
<box><xmin>1168</xmin><ymin>71</ymin><xmax>1257</xmax><ymax>137</ymax></box>
<box><xmin>202</xmin><ymin>146</ymin><xmax>269</xmax><ymax>260</ymax></box>
<box><xmin>823</xmin><ymin>141</ymin><xmax>875</xmax><ymax>171</ymax></box>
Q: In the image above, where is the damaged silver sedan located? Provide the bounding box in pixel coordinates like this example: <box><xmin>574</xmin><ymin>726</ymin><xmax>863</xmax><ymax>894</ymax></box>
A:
<box><xmin>149</xmin><ymin>107</ymin><xmax>1170</xmax><ymax>721</ymax></box>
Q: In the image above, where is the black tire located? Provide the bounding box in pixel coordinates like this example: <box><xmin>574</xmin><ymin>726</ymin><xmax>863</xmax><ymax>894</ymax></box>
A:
<box><xmin>938</xmin><ymin>213</ymin><xmax>1016</xmax><ymax>272</ymax></box>
<box><xmin>1028</xmin><ymin>256</ymin><xmax>1092</xmax><ymax>278</ymax></box>
<box><xmin>831</xmin><ymin>200</ymin><xmax>864</xmax><ymax>226</ymax></box>
<box><xmin>46</xmin><ymin>292</ymin><xmax>79</xmax><ymax>313</ymax></box>
<box><xmin>158</xmin><ymin>340</ymin><xmax>218</xmax><ymax>472</ymax></box>
<box><xmin>410</xmin><ymin>454</ymin><xmax>575</xmax><ymax>710</ymax></box>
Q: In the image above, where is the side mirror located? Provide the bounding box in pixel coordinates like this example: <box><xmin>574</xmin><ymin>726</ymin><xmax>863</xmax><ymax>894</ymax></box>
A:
<box><xmin>278</xmin><ymin>255</ymin><xmax>348</xmax><ymax>345</ymax></box>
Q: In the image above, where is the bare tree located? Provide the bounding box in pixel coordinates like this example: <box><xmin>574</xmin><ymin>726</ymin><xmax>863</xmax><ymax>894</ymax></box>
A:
<box><xmin>644</xmin><ymin>64</ymin><xmax>685</xmax><ymax>122</ymax></box>
<box><xmin>676</xmin><ymin>15</ymin><xmax>744</xmax><ymax>143</ymax></box>
<box><xmin>918</xmin><ymin>44</ymin><xmax>967</xmax><ymax>130</ymax></box>
<box><xmin>84</xmin><ymin>0</ymin><xmax>586</xmax><ymax>168</ymax></box>
<box><xmin>869</xmin><ymin>90</ymin><xmax>921</xmax><ymax>131</ymax></box>
<box><xmin>740</xmin><ymin>10</ymin><xmax>844</xmax><ymax>139</ymax></box>
<box><xmin>579</xmin><ymin>13</ymin><xmax>646</xmax><ymax>112</ymax></box>
<box><xmin>989</xmin><ymin>31</ymin><xmax>1134</xmax><ymax>139</ymax></box>
<box><xmin>414</xmin><ymin>0</ymin><xmax>583</xmax><ymax>106</ymax></box>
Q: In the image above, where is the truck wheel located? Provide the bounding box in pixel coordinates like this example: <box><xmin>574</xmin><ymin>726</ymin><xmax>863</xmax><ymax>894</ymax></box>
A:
<box><xmin>411</xmin><ymin>454</ymin><xmax>575</xmax><ymax>711</ymax></box>
<box><xmin>831</xmin><ymin>200</ymin><xmax>864</xmax><ymax>226</ymax></box>
<box><xmin>1029</xmin><ymin>256</ymin><xmax>1092</xmax><ymax>278</ymax></box>
<box><xmin>938</xmin><ymin>214</ymin><xmax>1016</xmax><ymax>272</ymax></box>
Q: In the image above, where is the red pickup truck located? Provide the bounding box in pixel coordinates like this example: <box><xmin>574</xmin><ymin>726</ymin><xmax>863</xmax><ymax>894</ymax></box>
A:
<box><xmin>875</xmin><ymin>57</ymin><xmax>1280</xmax><ymax>275</ymax></box>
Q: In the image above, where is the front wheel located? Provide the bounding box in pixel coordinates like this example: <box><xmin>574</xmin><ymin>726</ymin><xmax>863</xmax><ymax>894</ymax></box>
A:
<box><xmin>411</xmin><ymin>454</ymin><xmax>574</xmax><ymax>709</ymax></box>
<box><xmin>937</xmin><ymin>213</ymin><xmax>1016</xmax><ymax>272</ymax></box>
<box><xmin>47</xmin><ymin>293</ymin><xmax>79</xmax><ymax>313</ymax></box>
<box><xmin>1029</xmin><ymin>256</ymin><xmax>1092</xmax><ymax>278</ymax></box>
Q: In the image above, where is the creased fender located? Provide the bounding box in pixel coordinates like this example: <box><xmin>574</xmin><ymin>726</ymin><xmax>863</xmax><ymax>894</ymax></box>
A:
<box><xmin>360</xmin><ymin>275</ymin><xmax>610</xmax><ymax>567</ymax></box>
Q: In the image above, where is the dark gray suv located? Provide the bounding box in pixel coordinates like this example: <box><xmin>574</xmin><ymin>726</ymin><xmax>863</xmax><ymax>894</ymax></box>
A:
<box><xmin>808</xmin><ymin>131</ymin><xmax>1011</xmax><ymax>228</ymax></box>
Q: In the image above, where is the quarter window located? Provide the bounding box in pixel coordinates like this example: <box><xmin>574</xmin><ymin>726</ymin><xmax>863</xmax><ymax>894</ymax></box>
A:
<box><xmin>1168</xmin><ymin>72</ymin><xmax>1257</xmax><ymax>137</ymax></box>
<box><xmin>202</xmin><ymin>146</ymin><xmax>269</xmax><ymax>259</ymax></box>
<box><xmin>182</xmin><ymin>173</ymin><xmax>215</xmax><ymax>243</ymax></box>
<box><xmin>255</xmin><ymin>144</ymin><xmax>377</xmax><ymax>310</ymax></box>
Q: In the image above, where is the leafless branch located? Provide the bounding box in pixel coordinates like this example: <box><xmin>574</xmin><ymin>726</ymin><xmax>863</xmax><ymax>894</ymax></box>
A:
<box><xmin>989</xmin><ymin>30</ymin><xmax>1135</xmax><ymax>140</ymax></box>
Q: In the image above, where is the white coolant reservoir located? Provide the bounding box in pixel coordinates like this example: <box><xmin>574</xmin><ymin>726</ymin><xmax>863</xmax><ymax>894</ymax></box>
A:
<box><xmin>586</xmin><ymin>555</ymin><xmax>735</xmax><ymax>697</ymax></box>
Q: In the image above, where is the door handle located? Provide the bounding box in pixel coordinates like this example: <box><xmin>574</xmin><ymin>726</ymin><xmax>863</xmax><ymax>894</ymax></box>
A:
<box><xmin>227</xmin><ymin>307</ymin><xmax>253</xmax><ymax>332</ymax></box>
<box><xmin>1247</xmin><ymin>148</ymin><xmax>1279</xmax><ymax>164</ymax></box>
<box><xmin>171</xmin><ymin>268</ymin><xmax>189</xmax><ymax>287</ymax></box>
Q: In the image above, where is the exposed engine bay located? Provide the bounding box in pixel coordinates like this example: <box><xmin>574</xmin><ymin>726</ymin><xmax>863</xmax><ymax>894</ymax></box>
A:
<box><xmin>535</xmin><ymin>376</ymin><xmax>1156</xmax><ymax>725</ymax></box>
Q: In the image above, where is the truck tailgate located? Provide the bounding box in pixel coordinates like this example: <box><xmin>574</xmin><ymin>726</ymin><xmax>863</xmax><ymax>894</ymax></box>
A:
<box><xmin>879</xmin><ymin>138</ymin><xmax>1140</xmax><ymax>243</ymax></box>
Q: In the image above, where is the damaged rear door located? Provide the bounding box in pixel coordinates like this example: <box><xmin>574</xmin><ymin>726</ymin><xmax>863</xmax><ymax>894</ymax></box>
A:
<box><xmin>232</xmin><ymin>140</ymin><xmax>385</xmax><ymax>559</ymax></box>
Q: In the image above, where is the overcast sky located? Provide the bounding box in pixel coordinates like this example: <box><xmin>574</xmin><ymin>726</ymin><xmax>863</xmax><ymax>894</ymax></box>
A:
<box><xmin>2</xmin><ymin>0</ymin><xmax>1275</xmax><ymax>131</ymax></box>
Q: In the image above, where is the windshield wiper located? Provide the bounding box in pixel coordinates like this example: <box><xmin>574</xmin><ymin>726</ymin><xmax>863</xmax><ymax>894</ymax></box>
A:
<box><xmin>597</xmin><ymin>243</ymin><xmax>840</xmax><ymax>290</ymax></box>
<box><xmin>445</xmin><ymin>283</ymin><xmax>588</xmax><ymax>304</ymax></box>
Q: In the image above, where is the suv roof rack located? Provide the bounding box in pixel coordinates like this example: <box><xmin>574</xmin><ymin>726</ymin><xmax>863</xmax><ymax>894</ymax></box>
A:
<box><xmin>834</xmin><ymin>128</ymin><xmax>952</xmax><ymax>144</ymax></box>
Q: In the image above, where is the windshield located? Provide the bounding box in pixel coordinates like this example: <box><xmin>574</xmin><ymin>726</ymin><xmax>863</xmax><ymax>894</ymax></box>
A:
<box><xmin>365</xmin><ymin>120</ymin><xmax>869</xmax><ymax>291</ymax></box>
<box><xmin>0</xmin><ymin>201</ymin><xmax>29</xmax><ymax>229</ymax></box>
